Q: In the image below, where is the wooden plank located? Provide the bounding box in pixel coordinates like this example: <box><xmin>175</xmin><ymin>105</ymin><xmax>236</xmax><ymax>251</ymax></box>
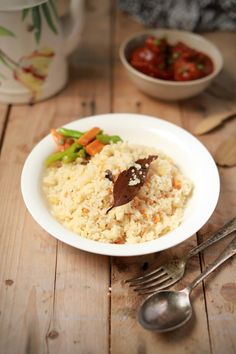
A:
<box><xmin>0</xmin><ymin>104</ymin><xmax>9</xmax><ymax>149</ymax></box>
<box><xmin>0</xmin><ymin>1</ymin><xmax>111</xmax><ymax>353</ymax></box>
<box><xmin>46</xmin><ymin>242</ymin><xmax>110</xmax><ymax>354</ymax></box>
<box><xmin>180</xmin><ymin>32</ymin><xmax>236</xmax><ymax>354</ymax></box>
<box><xmin>0</xmin><ymin>111</ymin><xmax>59</xmax><ymax>354</ymax></box>
<box><xmin>110</xmin><ymin>10</ymin><xmax>211</xmax><ymax>354</ymax></box>
<box><xmin>46</xmin><ymin>2</ymin><xmax>112</xmax><ymax>352</ymax></box>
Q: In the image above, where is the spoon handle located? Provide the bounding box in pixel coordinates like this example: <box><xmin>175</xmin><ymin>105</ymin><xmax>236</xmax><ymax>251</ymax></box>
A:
<box><xmin>187</xmin><ymin>217</ymin><xmax>236</xmax><ymax>259</ymax></box>
<box><xmin>187</xmin><ymin>235</ymin><xmax>236</xmax><ymax>293</ymax></box>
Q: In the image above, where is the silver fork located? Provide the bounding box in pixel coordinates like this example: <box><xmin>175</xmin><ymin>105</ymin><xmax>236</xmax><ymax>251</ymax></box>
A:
<box><xmin>126</xmin><ymin>217</ymin><xmax>236</xmax><ymax>295</ymax></box>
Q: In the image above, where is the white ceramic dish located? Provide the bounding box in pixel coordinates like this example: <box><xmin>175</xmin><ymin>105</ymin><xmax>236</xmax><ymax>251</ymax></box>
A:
<box><xmin>21</xmin><ymin>113</ymin><xmax>220</xmax><ymax>256</ymax></box>
<box><xmin>119</xmin><ymin>29</ymin><xmax>223</xmax><ymax>101</ymax></box>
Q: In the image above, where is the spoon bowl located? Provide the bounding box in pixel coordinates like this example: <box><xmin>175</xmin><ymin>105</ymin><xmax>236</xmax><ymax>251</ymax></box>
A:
<box><xmin>138</xmin><ymin>289</ymin><xmax>192</xmax><ymax>332</ymax></box>
<box><xmin>138</xmin><ymin>235</ymin><xmax>236</xmax><ymax>332</ymax></box>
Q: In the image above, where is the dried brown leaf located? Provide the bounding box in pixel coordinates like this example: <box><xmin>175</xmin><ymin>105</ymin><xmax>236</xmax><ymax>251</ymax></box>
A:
<box><xmin>107</xmin><ymin>155</ymin><xmax>157</xmax><ymax>213</ymax></box>
<box><xmin>194</xmin><ymin>112</ymin><xmax>236</xmax><ymax>136</ymax></box>
<box><xmin>214</xmin><ymin>131</ymin><xmax>236</xmax><ymax>167</ymax></box>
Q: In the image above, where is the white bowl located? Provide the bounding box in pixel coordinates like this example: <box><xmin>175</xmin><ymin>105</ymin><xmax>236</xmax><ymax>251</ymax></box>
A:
<box><xmin>119</xmin><ymin>29</ymin><xmax>223</xmax><ymax>101</ymax></box>
<box><xmin>21</xmin><ymin>113</ymin><xmax>220</xmax><ymax>256</ymax></box>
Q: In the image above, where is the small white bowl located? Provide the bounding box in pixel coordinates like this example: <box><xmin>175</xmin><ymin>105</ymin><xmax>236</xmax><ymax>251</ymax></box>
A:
<box><xmin>119</xmin><ymin>29</ymin><xmax>223</xmax><ymax>101</ymax></box>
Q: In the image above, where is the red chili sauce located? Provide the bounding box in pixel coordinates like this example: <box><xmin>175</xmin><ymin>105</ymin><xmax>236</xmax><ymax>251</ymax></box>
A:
<box><xmin>130</xmin><ymin>36</ymin><xmax>214</xmax><ymax>81</ymax></box>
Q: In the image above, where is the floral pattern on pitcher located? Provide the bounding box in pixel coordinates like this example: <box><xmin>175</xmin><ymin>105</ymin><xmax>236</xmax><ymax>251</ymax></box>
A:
<box><xmin>22</xmin><ymin>0</ymin><xmax>59</xmax><ymax>43</ymax></box>
<box><xmin>0</xmin><ymin>1</ymin><xmax>58</xmax><ymax>101</ymax></box>
<box><xmin>0</xmin><ymin>0</ymin><xmax>84</xmax><ymax>104</ymax></box>
<box><xmin>14</xmin><ymin>47</ymin><xmax>55</xmax><ymax>99</ymax></box>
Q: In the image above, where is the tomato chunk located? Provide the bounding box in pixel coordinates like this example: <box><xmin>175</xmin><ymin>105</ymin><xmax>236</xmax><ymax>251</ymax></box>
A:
<box><xmin>129</xmin><ymin>36</ymin><xmax>214</xmax><ymax>81</ymax></box>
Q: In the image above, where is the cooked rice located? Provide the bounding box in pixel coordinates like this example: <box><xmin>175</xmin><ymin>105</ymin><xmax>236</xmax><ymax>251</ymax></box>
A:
<box><xmin>42</xmin><ymin>142</ymin><xmax>193</xmax><ymax>243</ymax></box>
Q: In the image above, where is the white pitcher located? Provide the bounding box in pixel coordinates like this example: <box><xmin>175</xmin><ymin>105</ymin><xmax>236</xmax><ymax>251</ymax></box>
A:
<box><xmin>0</xmin><ymin>0</ymin><xmax>84</xmax><ymax>104</ymax></box>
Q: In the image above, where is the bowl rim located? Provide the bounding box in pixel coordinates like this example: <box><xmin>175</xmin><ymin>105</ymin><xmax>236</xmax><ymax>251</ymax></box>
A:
<box><xmin>119</xmin><ymin>28</ymin><xmax>223</xmax><ymax>86</ymax></box>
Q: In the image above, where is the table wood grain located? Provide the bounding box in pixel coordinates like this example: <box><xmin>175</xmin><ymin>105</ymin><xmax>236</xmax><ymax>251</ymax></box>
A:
<box><xmin>0</xmin><ymin>1</ymin><xmax>236</xmax><ymax>354</ymax></box>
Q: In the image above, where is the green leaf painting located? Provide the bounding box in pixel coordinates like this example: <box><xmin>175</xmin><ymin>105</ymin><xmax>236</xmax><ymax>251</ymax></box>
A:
<box><xmin>49</xmin><ymin>0</ymin><xmax>59</xmax><ymax>21</ymax></box>
<box><xmin>32</xmin><ymin>6</ymin><xmax>42</xmax><ymax>43</ymax></box>
<box><xmin>0</xmin><ymin>26</ymin><xmax>15</xmax><ymax>37</ymax></box>
<box><xmin>22</xmin><ymin>1</ymin><xmax>59</xmax><ymax>44</ymax></box>
<box><xmin>0</xmin><ymin>53</ymin><xmax>12</xmax><ymax>69</ymax></box>
<box><xmin>22</xmin><ymin>8</ymin><xmax>30</xmax><ymax>21</ymax></box>
<box><xmin>42</xmin><ymin>3</ymin><xmax>58</xmax><ymax>34</ymax></box>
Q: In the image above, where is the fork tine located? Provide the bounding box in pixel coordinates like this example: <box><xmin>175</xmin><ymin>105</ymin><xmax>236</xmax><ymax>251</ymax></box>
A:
<box><xmin>129</xmin><ymin>270</ymin><xmax>167</xmax><ymax>287</ymax></box>
<box><xmin>137</xmin><ymin>278</ymin><xmax>176</xmax><ymax>295</ymax></box>
<box><xmin>126</xmin><ymin>266</ymin><xmax>164</xmax><ymax>284</ymax></box>
<box><xmin>134</xmin><ymin>275</ymin><xmax>171</xmax><ymax>292</ymax></box>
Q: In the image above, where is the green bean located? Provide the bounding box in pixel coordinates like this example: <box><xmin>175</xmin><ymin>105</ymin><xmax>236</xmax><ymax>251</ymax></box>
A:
<box><xmin>96</xmin><ymin>134</ymin><xmax>122</xmax><ymax>144</ymax></box>
<box><xmin>57</xmin><ymin>127</ymin><xmax>84</xmax><ymax>139</ymax></box>
<box><xmin>63</xmin><ymin>147</ymin><xmax>86</xmax><ymax>163</ymax></box>
<box><xmin>45</xmin><ymin>142</ymin><xmax>81</xmax><ymax>167</ymax></box>
<box><xmin>62</xmin><ymin>152</ymin><xmax>78</xmax><ymax>163</ymax></box>
<box><xmin>77</xmin><ymin>148</ymin><xmax>86</xmax><ymax>158</ymax></box>
<box><xmin>109</xmin><ymin>135</ymin><xmax>122</xmax><ymax>143</ymax></box>
<box><xmin>45</xmin><ymin>151</ymin><xmax>66</xmax><ymax>167</ymax></box>
<box><xmin>96</xmin><ymin>134</ymin><xmax>110</xmax><ymax>144</ymax></box>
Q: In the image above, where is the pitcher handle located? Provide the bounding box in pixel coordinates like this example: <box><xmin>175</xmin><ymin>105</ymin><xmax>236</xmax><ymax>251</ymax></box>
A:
<box><xmin>62</xmin><ymin>0</ymin><xmax>85</xmax><ymax>56</ymax></box>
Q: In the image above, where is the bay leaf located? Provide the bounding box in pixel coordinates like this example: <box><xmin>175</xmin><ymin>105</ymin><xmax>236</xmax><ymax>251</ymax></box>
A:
<box><xmin>107</xmin><ymin>155</ymin><xmax>157</xmax><ymax>213</ymax></box>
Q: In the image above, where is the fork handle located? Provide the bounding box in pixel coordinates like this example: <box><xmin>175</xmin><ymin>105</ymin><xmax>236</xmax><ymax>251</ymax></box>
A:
<box><xmin>187</xmin><ymin>217</ymin><xmax>236</xmax><ymax>259</ymax></box>
<box><xmin>187</xmin><ymin>235</ymin><xmax>236</xmax><ymax>292</ymax></box>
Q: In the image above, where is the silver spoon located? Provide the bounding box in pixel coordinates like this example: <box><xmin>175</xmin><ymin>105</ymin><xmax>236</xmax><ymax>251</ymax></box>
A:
<box><xmin>139</xmin><ymin>235</ymin><xmax>236</xmax><ymax>332</ymax></box>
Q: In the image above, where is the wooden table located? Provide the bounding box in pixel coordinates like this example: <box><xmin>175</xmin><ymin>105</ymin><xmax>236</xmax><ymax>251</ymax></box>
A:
<box><xmin>1</xmin><ymin>1</ymin><xmax>236</xmax><ymax>353</ymax></box>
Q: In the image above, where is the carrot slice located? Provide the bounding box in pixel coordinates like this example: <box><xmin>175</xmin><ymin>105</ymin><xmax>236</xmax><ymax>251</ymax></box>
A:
<box><xmin>51</xmin><ymin>129</ymin><xmax>65</xmax><ymax>146</ymax></box>
<box><xmin>152</xmin><ymin>215</ymin><xmax>160</xmax><ymax>224</ymax></box>
<box><xmin>77</xmin><ymin>127</ymin><xmax>101</xmax><ymax>146</ymax></box>
<box><xmin>51</xmin><ymin>129</ymin><xmax>74</xmax><ymax>151</ymax></box>
<box><xmin>173</xmin><ymin>178</ymin><xmax>181</xmax><ymax>189</ymax></box>
<box><xmin>85</xmin><ymin>139</ymin><xmax>105</xmax><ymax>156</ymax></box>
